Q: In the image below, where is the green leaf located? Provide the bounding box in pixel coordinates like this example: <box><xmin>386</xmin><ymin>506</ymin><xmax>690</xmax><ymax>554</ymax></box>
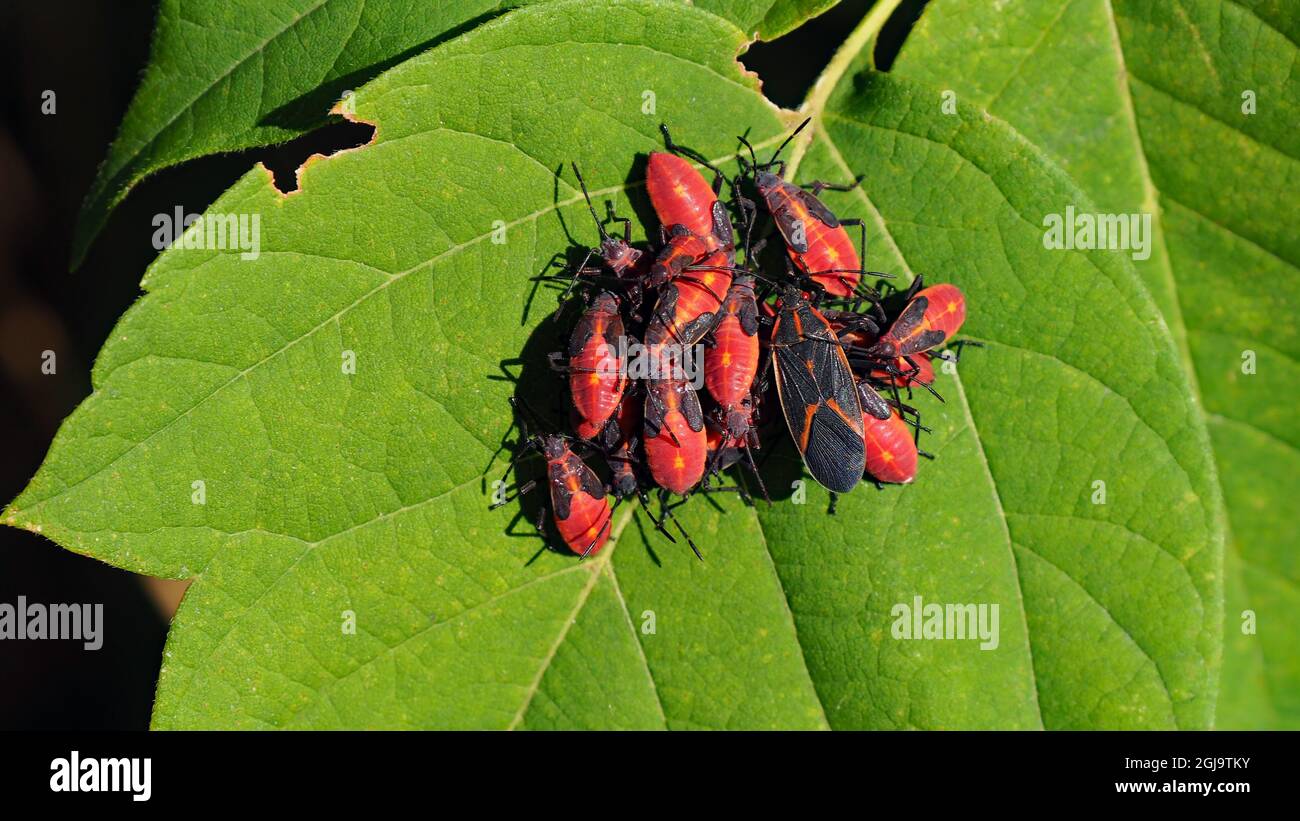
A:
<box><xmin>892</xmin><ymin>0</ymin><xmax>1297</xmax><ymax>728</ymax></box>
<box><xmin>10</xmin><ymin>0</ymin><xmax>1222</xmax><ymax>728</ymax></box>
<box><xmin>71</xmin><ymin>0</ymin><xmax>841</xmax><ymax>268</ymax></box>
<box><xmin>696</xmin><ymin>0</ymin><xmax>841</xmax><ymax>39</ymax></box>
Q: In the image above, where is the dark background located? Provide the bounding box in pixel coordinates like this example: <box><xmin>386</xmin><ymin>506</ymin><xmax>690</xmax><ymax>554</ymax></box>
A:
<box><xmin>0</xmin><ymin>0</ymin><xmax>924</xmax><ymax>730</ymax></box>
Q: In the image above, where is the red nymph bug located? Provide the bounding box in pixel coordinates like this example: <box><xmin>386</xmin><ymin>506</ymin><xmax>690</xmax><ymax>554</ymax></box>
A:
<box><xmin>867</xmin><ymin>278</ymin><xmax>968</xmax><ymax>359</ymax></box>
<box><xmin>560</xmin><ymin>163</ymin><xmax>650</xmax><ymax>304</ymax></box>
<box><xmin>768</xmin><ymin>282</ymin><xmax>867</xmax><ymax>493</ymax></box>
<box><xmin>737</xmin><ymin>119</ymin><xmax>873</xmax><ymax>299</ymax></box>
<box><xmin>493</xmin><ymin>399</ymin><xmax>614</xmax><ymax>558</ymax></box>
<box><xmin>574</xmin><ymin>393</ymin><xmax>699</xmax><ymax>554</ymax></box>
<box><xmin>647</xmin><ymin>124</ymin><xmax>736</xmax><ymax>269</ymax></box>
<box><xmin>642</xmin><ymin>318</ymin><xmax>708</xmax><ymax>496</ymax></box>
<box><xmin>704</xmin><ymin>274</ymin><xmax>761</xmax><ymax>408</ymax></box>
<box><xmin>862</xmin><ymin>407</ymin><xmax>919</xmax><ymax>485</ymax></box>
<box><xmin>552</xmin><ymin>290</ymin><xmax>627</xmax><ymax>431</ymax></box>
<box><xmin>642</xmin><ymin>126</ymin><xmax>738</xmax><ymax>345</ymax></box>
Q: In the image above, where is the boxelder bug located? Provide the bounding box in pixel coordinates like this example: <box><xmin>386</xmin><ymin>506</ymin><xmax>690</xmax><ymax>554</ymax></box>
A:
<box><xmin>574</xmin><ymin>393</ymin><xmax>701</xmax><ymax>557</ymax></box>
<box><xmin>737</xmin><ymin>118</ymin><xmax>872</xmax><ymax>298</ymax></box>
<box><xmin>704</xmin><ymin>274</ymin><xmax>761</xmax><ymax>408</ymax></box>
<box><xmin>862</xmin><ymin>407</ymin><xmax>920</xmax><ymax>485</ymax></box>
<box><xmin>642</xmin><ymin>318</ymin><xmax>708</xmax><ymax>497</ymax></box>
<box><xmin>768</xmin><ymin>283</ymin><xmax>866</xmax><ymax>493</ymax></box>
<box><xmin>551</xmin><ymin>290</ymin><xmax>627</xmax><ymax>431</ymax></box>
<box><xmin>868</xmin><ymin>278</ymin><xmax>967</xmax><ymax>359</ymax></box>
<box><xmin>493</xmin><ymin>399</ymin><xmax>614</xmax><ymax>558</ymax></box>
<box><xmin>639</xmin><ymin>126</ymin><xmax>741</xmax><ymax>347</ymax></box>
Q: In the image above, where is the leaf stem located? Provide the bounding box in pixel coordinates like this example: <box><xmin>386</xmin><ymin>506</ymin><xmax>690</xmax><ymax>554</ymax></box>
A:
<box><xmin>786</xmin><ymin>0</ymin><xmax>905</xmax><ymax>181</ymax></box>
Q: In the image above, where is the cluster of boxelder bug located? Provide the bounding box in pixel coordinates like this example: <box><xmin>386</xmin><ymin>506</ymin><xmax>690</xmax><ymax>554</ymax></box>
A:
<box><xmin>493</xmin><ymin>119</ymin><xmax>973</xmax><ymax>559</ymax></box>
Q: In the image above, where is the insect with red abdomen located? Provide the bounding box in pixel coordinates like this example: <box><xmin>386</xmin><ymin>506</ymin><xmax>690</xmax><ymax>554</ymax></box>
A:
<box><xmin>641</xmin><ymin>126</ymin><xmax>738</xmax><ymax>344</ymax></box>
<box><xmin>573</xmin><ymin>392</ymin><xmax>698</xmax><ymax>554</ymax></box>
<box><xmin>867</xmin><ymin>277</ymin><xmax>968</xmax><ymax>360</ymax></box>
<box><xmin>492</xmin><ymin>400</ymin><xmax>614</xmax><ymax>558</ymax></box>
<box><xmin>551</xmin><ymin>291</ymin><xmax>627</xmax><ymax>432</ymax></box>
<box><xmin>704</xmin><ymin>274</ymin><xmax>761</xmax><ymax>408</ymax></box>
<box><xmin>642</xmin><ymin>316</ymin><xmax>708</xmax><ymax>498</ymax></box>
<box><xmin>862</xmin><ymin>408</ymin><xmax>919</xmax><ymax>486</ymax></box>
<box><xmin>647</xmin><ymin>124</ymin><xmax>735</xmax><ymax>267</ymax></box>
<box><xmin>736</xmin><ymin>119</ymin><xmax>874</xmax><ymax>299</ymax></box>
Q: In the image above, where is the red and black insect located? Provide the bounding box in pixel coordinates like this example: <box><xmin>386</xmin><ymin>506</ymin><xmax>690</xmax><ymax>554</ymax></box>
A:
<box><xmin>551</xmin><ymin>291</ymin><xmax>627</xmax><ymax>432</ymax></box>
<box><xmin>560</xmin><ymin>163</ymin><xmax>650</xmax><ymax>304</ymax></box>
<box><xmin>646</xmin><ymin>125</ymin><xmax>736</xmax><ymax>278</ymax></box>
<box><xmin>493</xmin><ymin>401</ymin><xmax>614</xmax><ymax>558</ymax></box>
<box><xmin>574</xmin><ymin>392</ymin><xmax>701</xmax><ymax>556</ymax></box>
<box><xmin>768</xmin><ymin>283</ymin><xmax>869</xmax><ymax>493</ymax></box>
<box><xmin>738</xmin><ymin>119</ymin><xmax>872</xmax><ymax>298</ymax></box>
<box><xmin>642</xmin><ymin>317</ymin><xmax>708</xmax><ymax>496</ymax></box>
<box><xmin>704</xmin><ymin>274</ymin><xmax>761</xmax><ymax>408</ymax></box>
<box><xmin>867</xmin><ymin>278</ymin><xmax>967</xmax><ymax>360</ymax></box>
<box><xmin>862</xmin><ymin>407</ymin><xmax>919</xmax><ymax>485</ymax></box>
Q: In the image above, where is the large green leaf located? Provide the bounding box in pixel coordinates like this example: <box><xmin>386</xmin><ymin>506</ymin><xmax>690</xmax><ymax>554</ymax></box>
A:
<box><xmin>9</xmin><ymin>0</ymin><xmax>1221</xmax><ymax>728</ymax></box>
<box><xmin>893</xmin><ymin>0</ymin><xmax>1297</xmax><ymax>728</ymax></box>
<box><xmin>70</xmin><ymin>0</ymin><xmax>840</xmax><ymax>268</ymax></box>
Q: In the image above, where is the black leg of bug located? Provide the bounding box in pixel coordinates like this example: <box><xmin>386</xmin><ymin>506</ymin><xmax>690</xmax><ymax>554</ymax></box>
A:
<box><xmin>656</xmin><ymin>488</ymin><xmax>702</xmax><ymax>560</ymax></box>
<box><xmin>802</xmin><ymin>177</ymin><xmax>862</xmax><ymax>196</ymax></box>
<box><xmin>659</xmin><ymin>123</ymin><xmax>728</xmax><ymax>193</ymax></box>
<box><xmin>579</xmin><ymin>497</ymin><xmax>620</xmax><ymax>560</ymax></box>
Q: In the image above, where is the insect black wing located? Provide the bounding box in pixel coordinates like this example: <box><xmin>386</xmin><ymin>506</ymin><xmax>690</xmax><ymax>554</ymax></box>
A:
<box><xmin>772</xmin><ymin>303</ymin><xmax>866</xmax><ymax>492</ymax></box>
<box><xmin>567</xmin><ymin>316</ymin><xmax>595</xmax><ymax>357</ymax></box>
<box><xmin>678</xmin><ymin>382</ymin><xmax>705</xmax><ymax>432</ymax></box>
<box><xmin>857</xmin><ymin>381</ymin><xmax>892</xmax><ymax>420</ymax></box>
<box><xmin>793</xmin><ymin>187</ymin><xmax>841</xmax><ymax>228</ymax></box>
<box><xmin>709</xmin><ymin>200</ymin><xmax>734</xmax><ymax>250</ymax></box>
<box><xmin>549</xmin><ymin>459</ymin><xmax>572</xmax><ymax>520</ymax></box>
<box><xmin>802</xmin><ymin>406</ymin><xmax>866</xmax><ymax>493</ymax></box>
<box><xmin>576</xmin><ymin>458</ymin><xmax>606</xmax><ymax>499</ymax></box>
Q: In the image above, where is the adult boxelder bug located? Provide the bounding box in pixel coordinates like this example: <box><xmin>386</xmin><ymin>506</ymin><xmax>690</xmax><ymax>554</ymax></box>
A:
<box><xmin>738</xmin><ymin>119</ymin><xmax>871</xmax><ymax>298</ymax></box>
<box><xmin>493</xmin><ymin>400</ymin><xmax>614</xmax><ymax>558</ymax></box>
<box><xmin>768</xmin><ymin>283</ymin><xmax>867</xmax><ymax>493</ymax></box>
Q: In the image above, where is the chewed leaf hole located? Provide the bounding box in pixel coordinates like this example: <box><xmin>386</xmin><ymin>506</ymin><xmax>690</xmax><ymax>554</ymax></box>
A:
<box><xmin>258</xmin><ymin>119</ymin><xmax>376</xmax><ymax>195</ymax></box>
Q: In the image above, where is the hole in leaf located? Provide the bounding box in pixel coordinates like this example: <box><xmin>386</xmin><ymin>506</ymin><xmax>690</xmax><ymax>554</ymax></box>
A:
<box><xmin>256</xmin><ymin>119</ymin><xmax>376</xmax><ymax>195</ymax></box>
